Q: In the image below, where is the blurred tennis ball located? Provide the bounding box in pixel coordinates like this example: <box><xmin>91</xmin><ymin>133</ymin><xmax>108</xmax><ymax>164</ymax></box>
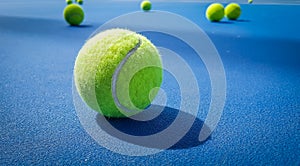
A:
<box><xmin>77</xmin><ymin>0</ymin><xmax>83</xmax><ymax>5</ymax></box>
<box><xmin>63</xmin><ymin>4</ymin><xmax>84</xmax><ymax>26</ymax></box>
<box><xmin>66</xmin><ymin>0</ymin><xmax>72</xmax><ymax>5</ymax></box>
<box><xmin>141</xmin><ymin>0</ymin><xmax>152</xmax><ymax>11</ymax></box>
<box><xmin>206</xmin><ymin>3</ymin><xmax>225</xmax><ymax>22</ymax></box>
<box><xmin>225</xmin><ymin>3</ymin><xmax>241</xmax><ymax>20</ymax></box>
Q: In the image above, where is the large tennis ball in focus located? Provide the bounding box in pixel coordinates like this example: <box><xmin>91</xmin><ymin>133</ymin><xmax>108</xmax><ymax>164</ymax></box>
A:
<box><xmin>74</xmin><ymin>29</ymin><xmax>163</xmax><ymax>118</ymax></box>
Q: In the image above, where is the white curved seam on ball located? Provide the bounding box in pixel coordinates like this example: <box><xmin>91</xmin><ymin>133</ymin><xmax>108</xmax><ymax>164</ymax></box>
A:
<box><xmin>111</xmin><ymin>37</ymin><xmax>142</xmax><ymax>113</ymax></box>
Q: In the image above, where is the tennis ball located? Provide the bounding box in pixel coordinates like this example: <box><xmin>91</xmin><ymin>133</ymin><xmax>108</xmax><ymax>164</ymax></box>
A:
<box><xmin>76</xmin><ymin>0</ymin><xmax>83</xmax><ymax>5</ymax></box>
<box><xmin>141</xmin><ymin>0</ymin><xmax>152</xmax><ymax>11</ymax></box>
<box><xmin>63</xmin><ymin>4</ymin><xmax>84</xmax><ymax>26</ymax></box>
<box><xmin>225</xmin><ymin>3</ymin><xmax>241</xmax><ymax>20</ymax></box>
<box><xmin>66</xmin><ymin>0</ymin><xmax>72</xmax><ymax>5</ymax></box>
<box><xmin>248</xmin><ymin>0</ymin><xmax>253</xmax><ymax>4</ymax></box>
<box><xmin>74</xmin><ymin>29</ymin><xmax>163</xmax><ymax>118</ymax></box>
<box><xmin>206</xmin><ymin>3</ymin><xmax>224</xmax><ymax>22</ymax></box>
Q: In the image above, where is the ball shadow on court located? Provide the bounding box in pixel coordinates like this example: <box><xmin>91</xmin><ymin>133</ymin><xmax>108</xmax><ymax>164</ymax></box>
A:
<box><xmin>95</xmin><ymin>105</ymin><xmax>211</xmax><ymax>150</ymax></box>
<box><xmin>68</xmin><ymin>24</ymin><xmax>93</xmax><ymax>28</ymax></box>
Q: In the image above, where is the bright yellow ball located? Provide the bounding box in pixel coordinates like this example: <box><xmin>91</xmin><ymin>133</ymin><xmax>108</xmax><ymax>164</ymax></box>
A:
<box><xmin>225</xmin><ymin>3</ymin><xmax>241</xmax><ymax>20</ymax></box>
<box><xmin>63</xmin><ymin>4</ymin><xmax>84</xmax><ymax>26</ymax></box>
<box><xmin>206</xmin><ymin>3</ymin><xmax>225</xmax><ymax>22</ymax></box>
<box><xmin>140</xmin><ymin>0</ymin><xmax>152</xmax><ymax>11</ymax></box>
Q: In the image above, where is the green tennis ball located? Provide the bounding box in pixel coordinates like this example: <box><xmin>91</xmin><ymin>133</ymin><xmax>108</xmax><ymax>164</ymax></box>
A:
<box><xmin>225</xmin><ymin>3</ymin><xmax>241</xmax><ymax>20</ymax></box>
<box><xmin>74</xmin><ymin>29</ymin><xmax>163</xmax><ymax>118</ymax></box>
<box><xmin>248</xmin><ymin>0</ymin><xmax>253</xmax><ymax>4</ymax></box>
<box><xmin>141</xmin><ymin>0</ymin><xmax>152</xmax><ymax>11</ymax></box>
<box><xmin>66</xmin><ymin>0</ymin><xmax>72</xmax><ymax>5</ymax></box>
<box><xmin>76</xmin><ymin>0</ymin><xmax>83</xmax><ymax>5</ymax></box>
<box><xmin>63</xmin><ymin>4</ymin><xmax>84</xmax><ymax>26</ymax></box>
<box><xmin>206</xmin><ymin>3</ymin><xmax>224</xmax><ymax>22</ymax></box>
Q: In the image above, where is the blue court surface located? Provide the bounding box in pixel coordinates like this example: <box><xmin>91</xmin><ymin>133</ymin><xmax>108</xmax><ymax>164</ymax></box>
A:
<box><xmin>0</xmin><ymin>0</ymin><xmax>299</xmax><ymax>165</ymax></box>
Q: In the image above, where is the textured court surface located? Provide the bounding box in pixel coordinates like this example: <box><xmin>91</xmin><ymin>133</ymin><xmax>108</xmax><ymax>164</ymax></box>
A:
<box><xmin>0</xmin><ymin>1</ymin><xmax>299</xmax><ymax>165</ymax></box>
